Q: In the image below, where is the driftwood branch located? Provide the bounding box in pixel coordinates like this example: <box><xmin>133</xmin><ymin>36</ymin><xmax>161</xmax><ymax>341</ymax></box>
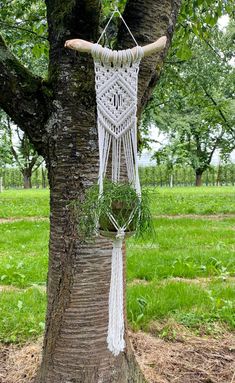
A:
<box><xmin>64</xmin><ymin>36</ymin><xmax>167</xmax><ymax>58</ymax></box>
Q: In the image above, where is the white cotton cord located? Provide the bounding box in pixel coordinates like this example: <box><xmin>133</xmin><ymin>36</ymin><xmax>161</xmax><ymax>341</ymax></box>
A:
<box><xmin>107</xmin><ymin>229</ymin><xmax>125</xmax><ymax>356</ymax></box>
<box><xmin>97</xmin><ymin>6</ymin><xmax>138</xmax><ymax>47</ymax></box>
<box><xmin>98</xmin><ymin>123</ymin><xmax>104</xmax><ymax>193</ymax></box>
<box><xmin>103</xmin><ymin>132</ymin><xmax>111</xmax><ymax>177</ymax></box>
<box><xmin>92</xmin><ymin>33</ymin><xmax>143</xmax><ymax>356</ymax></box>
<box><xmin>131</xmin><ymin>125</ymin><xmax>141</xmax><ymax>195</ymax></box>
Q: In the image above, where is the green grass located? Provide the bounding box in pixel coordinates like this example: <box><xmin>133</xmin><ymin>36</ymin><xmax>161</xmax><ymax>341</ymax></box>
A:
<box><xmin>0</xmin><ymin>189</ymin><xmax>49</xmax><ymax>218</ymax></box>
<box><xmin>150</xmin><ymin>186</ymin><xmax>235</xmax><ymax>215</ymax></box>
<box><xmin>127</xmin><ymin>217</ymin><xmax>235</xmax><ymax>281</ymax></box>
<box><xmin>0</xmin><ymin>187</ymin><xmax>234</xmax><ymax>343</ymax></box>
<box><xmin>1</xmin><ymin>186</ymin><xmax>234</xmax><ymax>218</ymax></box>
<box><xmin>0</xmin><ymin>287</ymin><xmax>46</xmax><ymax>343</ymax></box>
<box><xmin>0</xmin><ymin>221</ymin><xmax>49</xmax><ymax>287</ymax></box>
<box><xmin>127</xmin><ymin>280</ymin><xmax>235</xmax><ymax>334</ymax></box>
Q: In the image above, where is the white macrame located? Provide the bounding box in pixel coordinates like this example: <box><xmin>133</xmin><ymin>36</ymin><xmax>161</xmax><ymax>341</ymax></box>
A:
<box><xmin>91</xmin><ymin>20</ymin><xmax>144</xmax><ymax>357</ymax></box>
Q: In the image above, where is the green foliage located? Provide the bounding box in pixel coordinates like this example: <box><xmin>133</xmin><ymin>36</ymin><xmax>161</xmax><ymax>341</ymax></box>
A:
<box><xmin>139</xmin><ymin>164</ymin><xmax>235</xmax><ymax>187</ymax></box>
<box><xmin>0</xmin><ymin>134</ymin><xmax>12</xmax><ymax>170</ymax></box>
<box><xmin>143</xmin><ymin>24</ymin><xmax>235</xmax><ymax>173</ymax></box>
<box><xmin>0</xmin><ymin>0</ymin><xmax>48</xmax><ymax>77</ymax></box>
<box><xmin>72</xmin><ymin>180</ymin><xmax>153</xmax><ymax>239</ymax></box>
<box><xmin>0</xmin><ymin>167</ymin><xmax>48</xmax><ymax>189</ymax></box>
<box><xmin>175</xmin><ymin>0</ymin><xmax>234</xmax><ymax>58</ymax></box>
<box><xmin>0</xmin><ymin>112</ymin><xmax>44</xmax><ymax>183</ymax></box>
<box><xmin>0</xmin><ymin>111</ymin><xmax>13</xmax><ymax>170</ymax></box>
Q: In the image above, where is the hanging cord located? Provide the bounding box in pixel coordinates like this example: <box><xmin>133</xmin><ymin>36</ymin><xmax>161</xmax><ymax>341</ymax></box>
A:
<box><xmin>97</xmin><ymin>6</ymin><xmax>139</xmax><ymax>47</ymax></box>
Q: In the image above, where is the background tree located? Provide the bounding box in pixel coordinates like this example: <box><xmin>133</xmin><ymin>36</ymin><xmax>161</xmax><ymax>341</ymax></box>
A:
<box><xmin>153</xmin><ymin>143</ymin><xmax>185</xmax><ymax>187</ymax></box>
<box><xmin>0</xmin><ymin>113</ymin><xmax>43</xmax><ymax>188</ymax></box>
<box><xmin>144</xmin><ymin>24</ymin><xmax>235</xmax><ymax>186</ymax></box>
<box><xmin>0</xmin><ymin>123</ymin><xmax>12</xmax><ymax>170</ymax></box>
<box><xmin>0</xmin><ymin>113</ymin><xmax>13</xmax><ymax>192</ymax></box>
<box><xmin>0</xmin><ymin>0</ymin><xmax>233</xmax><ymax>382</ymax></box>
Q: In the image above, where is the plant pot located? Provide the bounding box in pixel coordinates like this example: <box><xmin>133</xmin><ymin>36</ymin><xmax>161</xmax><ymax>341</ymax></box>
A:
<box><xmin>99</xmin><ymin>229</ymin><xmax>135</xmax><ymax>239</ymax></box>
<box><xmin>99</xmin><ymin>200</ymin><xmax>137</xmax><ymax>232</ymax></box>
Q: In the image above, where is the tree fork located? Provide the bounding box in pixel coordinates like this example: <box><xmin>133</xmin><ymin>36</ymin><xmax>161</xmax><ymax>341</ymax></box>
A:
<box><xmin>0</xmin><ymin>35</ymin><xmax>49</xmax><ymax>154</ymax></box>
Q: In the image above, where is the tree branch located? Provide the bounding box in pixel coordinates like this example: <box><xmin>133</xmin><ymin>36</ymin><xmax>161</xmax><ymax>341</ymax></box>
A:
<box><xmin>203</xmin><ymin>87</ymin><xmax>230</xmax><ymax>128</ymax></box>
<box><xmin>0</xmin><ymin>35</ymin><xmax>50</xmax><ymax>154</ymax></box>
<box><xmin>28</xmin><ymin>154</ymin><xmax>40</xmax><ymax>171</ymax></box>
<box><xmin>32</xmin><ymin>158</ymin><xmax>44</xmax><ymax>173</ymax></box>
<box><xmin>117</xmin><ymin>0</ymin><xmax>182</xmax><ymax>115</ymax></box>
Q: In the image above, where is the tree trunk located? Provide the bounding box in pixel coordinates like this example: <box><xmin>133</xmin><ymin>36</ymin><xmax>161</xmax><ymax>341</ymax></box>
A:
<box><xmin>41</xmin><ymin>167</ymin><xmax>47</xmax><ymax>189</ymax></box>
<box><xmin>35</xmin><ymin>87</ymin><xmax>146</xmax><ymax>381</ymax></box>
<box><xmin>195</xmin><ymin>169</ymin><xmax>203</xmax><ymax>187</ymax></box>
<box><xmin>216</xmin><ymin>161</ymin><xmax>221</xmax><ymax>186</ymax></box>
<box><xmin>22</xmin><ymin>169</ymin><xmax>32</xmax><ymax>189</ymax></box>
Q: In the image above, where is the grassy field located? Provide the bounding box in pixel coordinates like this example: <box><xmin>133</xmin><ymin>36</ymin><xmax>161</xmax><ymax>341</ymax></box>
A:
<box><xmin>0</xmin><ymin>187</ymin><xmax>234</xmax><ymax>343</ymax></box>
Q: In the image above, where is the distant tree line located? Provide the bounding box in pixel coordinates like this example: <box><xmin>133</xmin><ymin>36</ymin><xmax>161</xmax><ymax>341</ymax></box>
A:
<box><xmin>139</xmin><ymin>163</ymin><xmax>235</xmax><ymax>187</ymax></box>
<box><xmin>0</xmin><ymin>166</ymin><xmax>48</xmax><ymax>189</ymax></box>
<box><xmin>1</xmin><ymin>164</ymin><xmax>235</xmax><ymax>189</ymax></box>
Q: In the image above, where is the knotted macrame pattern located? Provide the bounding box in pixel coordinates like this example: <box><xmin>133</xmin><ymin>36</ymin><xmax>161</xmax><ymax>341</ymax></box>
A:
<box><xmin>91</xmin><ymin>43</ymin><xmax>144</xmax><ymax>356</ymax></box>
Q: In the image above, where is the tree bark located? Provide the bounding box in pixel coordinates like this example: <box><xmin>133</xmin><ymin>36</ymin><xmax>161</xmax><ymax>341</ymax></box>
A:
<box><xmin>195</xmin><ymin>169</ymin><xmax>203</xmax><ymax>187</ymax></box>
<box><xmin>0</xmin><ymin>0</ymin><xmax>182</xmax><ymax>382</ymax></box>
<box><xmin>42</xmin><ymin>167</ymin><xmax>47</xmax><ymax>188</ymax></box>
<box><xmin>118</xmin><ymin>0</ymin><xmax>181</xmax><ymax>115</ymax></box>
<box><xmin>22</xmin><ymin>169</ymin><xmax>32</xmax><ymax>189</ymax></box>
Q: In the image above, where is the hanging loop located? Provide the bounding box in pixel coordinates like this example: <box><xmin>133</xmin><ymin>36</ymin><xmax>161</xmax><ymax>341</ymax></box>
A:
<box><xmin>97</xmin><ymin>7</ymin><xmax>139</xmax><ymax>47</ymax></box>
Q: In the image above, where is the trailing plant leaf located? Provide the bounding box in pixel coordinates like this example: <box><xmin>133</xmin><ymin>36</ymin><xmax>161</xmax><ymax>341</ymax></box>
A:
<box><xmin>71</xmin><ymin>180</ymin><xmax>153</xmax><ymax>240</ymax></box>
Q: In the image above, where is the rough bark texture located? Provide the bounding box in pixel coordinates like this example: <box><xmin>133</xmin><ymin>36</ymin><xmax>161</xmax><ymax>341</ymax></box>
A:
<box><xmin>0</xmin><ymin>0</ymin><xmax>182</xmax><ymax>382</ymax></box>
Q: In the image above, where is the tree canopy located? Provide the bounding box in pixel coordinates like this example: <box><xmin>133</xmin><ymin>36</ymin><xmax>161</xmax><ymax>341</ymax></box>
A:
<box><xmin>143</xmin><ymin>19</ymin><xmax>235</xmax><ymax>184</ymax></box>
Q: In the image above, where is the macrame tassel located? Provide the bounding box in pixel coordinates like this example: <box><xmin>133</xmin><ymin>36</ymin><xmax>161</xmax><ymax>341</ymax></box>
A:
<box><xmin>107</xmin><ymin>232</ymin><xmax>125</xmax><ymax>356</ymax></box>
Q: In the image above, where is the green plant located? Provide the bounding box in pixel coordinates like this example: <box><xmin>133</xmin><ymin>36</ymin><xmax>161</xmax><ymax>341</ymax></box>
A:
<box><xmin>72</xmin><ymin>180</ymin><xmax>153</xmax><ymax>239</ymax></box>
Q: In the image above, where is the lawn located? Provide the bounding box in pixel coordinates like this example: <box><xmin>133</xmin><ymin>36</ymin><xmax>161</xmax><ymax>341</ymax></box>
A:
<box><xmin>150</xmin><ymin>186</ymin><xmax>235</xmax><ymax>215</ymax></box>
<box><xmin>0</xmin><ymin>187</ymin><xmax>234</xmax><ymax>343</ymax></box>
<box><xmin>0</xmin><ymin>189</ymin><xmax>49</xmax><ymax>218</ymax></box>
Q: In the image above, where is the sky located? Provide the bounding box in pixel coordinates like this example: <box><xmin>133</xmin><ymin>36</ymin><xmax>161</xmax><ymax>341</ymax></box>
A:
<box><xmin>139</xmin><ymin>15</ymin><xmax>235</xmax><ymax>167</ymax></box>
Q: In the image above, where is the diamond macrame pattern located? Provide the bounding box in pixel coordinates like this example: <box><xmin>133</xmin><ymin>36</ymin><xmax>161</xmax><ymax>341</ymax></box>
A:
<box><xmin>92</xmin><ymin>47</ymin><xmax>142</xmax><ymax>187</ymax></box>
<box><xmin>96</xmin><ymin>69</ymin><xmax>138</xmax><ymax>139</ymax></box>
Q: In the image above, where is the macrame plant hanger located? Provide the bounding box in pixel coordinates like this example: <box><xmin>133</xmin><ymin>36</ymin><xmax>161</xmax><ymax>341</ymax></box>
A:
<box><xmin>91</xmin><ymin>8</ymin><xmax>143</xmax><ymax>357</ymax></box>
<box><xmin>64</xmin><ymin>7</ymin><xmax>167</xmax><ymax>358</ymax></box>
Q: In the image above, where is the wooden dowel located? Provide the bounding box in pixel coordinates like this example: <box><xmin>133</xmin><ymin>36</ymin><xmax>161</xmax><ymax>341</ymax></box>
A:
<box><xmin>64</xmin><ymin>36</ymin><xmax>167</xmax><ymax>57</ymax></box>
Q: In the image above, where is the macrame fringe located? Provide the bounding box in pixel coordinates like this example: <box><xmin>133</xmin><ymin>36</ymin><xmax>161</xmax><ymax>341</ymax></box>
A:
<box><xmin>107</xmin><ymin>236</ymin><xmax>125</xmax><ymax>356</ymax></box>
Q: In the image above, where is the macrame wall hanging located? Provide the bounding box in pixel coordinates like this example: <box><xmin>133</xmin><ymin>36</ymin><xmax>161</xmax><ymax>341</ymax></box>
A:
<box><xmin>65</xmin><ymin>8</ymin><xmax>167</xmax><ymax>357</ymax></box>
